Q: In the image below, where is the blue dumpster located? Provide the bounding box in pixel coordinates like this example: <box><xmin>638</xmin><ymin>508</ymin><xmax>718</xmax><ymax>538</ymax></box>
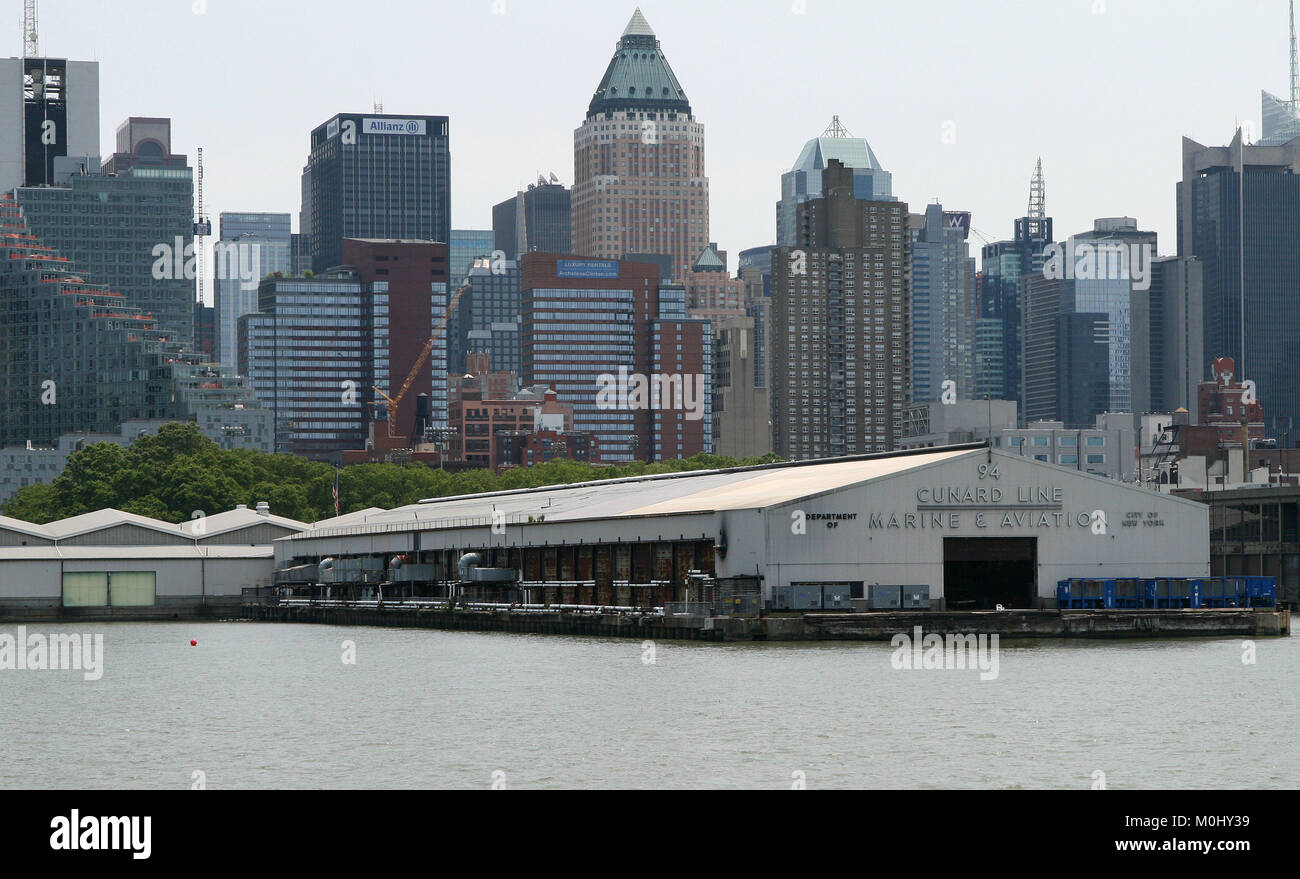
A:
<box><xmin>1113</xmin><ymin>578</ymin><xmax>1142</xmax><ymax>609</ymax></box>
<box><xmin>1140</xmin><ymin>579</ymin><xmax>1159</xmax><ymax>608</ymax></box>
<box><xmin>1246</xmin><ymin>577</ymin><xmax>1277</xmax><ymax>608</ymax></box>
<box><xmin>1156</xmin><ymin>578</ymin><xmax>1191</xmax><ymax>609</ymax></box>
<box><xmin>1056</xmin><ymin>580</ymin><xmax>1075</xmax><ymax>609</ymax></box>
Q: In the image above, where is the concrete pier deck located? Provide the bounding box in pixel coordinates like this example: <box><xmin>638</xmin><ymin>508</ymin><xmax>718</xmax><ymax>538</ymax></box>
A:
<box><xmin>237</xmin><ymin>603</ymin><xmax>1291</xmax><ymax>642</ymax></box>
<box><xmin>243</xmin><ymin>602</ymin><xmax>727</xmax><ymax>641</ymax></box>
<box><xmin>802</xmin><ymin>608</ymin><xmax>1291</xmax><ymax>640</ymax></box>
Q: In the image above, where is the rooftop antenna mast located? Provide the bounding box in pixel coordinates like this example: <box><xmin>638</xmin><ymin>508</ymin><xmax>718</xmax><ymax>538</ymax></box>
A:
<box><xmin>1028</xmin><ymin>157</ymin><xmax>1045</xmax><ymax>219</ymax></box>
<box><xmin>1291</xmin><ymin>0</ymin><xmax>1298</xmax><ymax>109</ymax></box>
<box><xmin>23</xmin><ymin>0</ymin><xmax>38</xmax><ymax>57</ymax></box>
<box><xmin>822</xmin><ymin>115</ymin><xmax>853</xmax><ymax>138</ymax></box>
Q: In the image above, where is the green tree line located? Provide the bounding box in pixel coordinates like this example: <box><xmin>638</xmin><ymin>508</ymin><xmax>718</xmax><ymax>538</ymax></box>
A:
<box><xmin>1</xmin><ymin>422</ymin><xmax>781</xmax><ymax>525</ymax></box>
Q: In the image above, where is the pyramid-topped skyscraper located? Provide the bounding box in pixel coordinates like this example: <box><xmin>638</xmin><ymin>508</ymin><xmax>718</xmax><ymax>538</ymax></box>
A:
<box><xmin>571</xmin><ymin>9</ymin><xmax>709</xmax><ymax>280</ymax></box>
<box><xmin>776</xmin><ymin>115</ymin><xmax>894</xmax><ymax>247</ymax></box>
<box><xmin>1261</xmin><ymin>1</ymin><xmax>1300</xmax><ymax>145</ymax></box>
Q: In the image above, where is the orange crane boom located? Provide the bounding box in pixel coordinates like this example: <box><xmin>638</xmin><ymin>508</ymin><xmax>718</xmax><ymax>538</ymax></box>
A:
<box><xmin>373</xmin><ymin>280</ymin><xmax>472</xmax><ymax>439</ymax></box>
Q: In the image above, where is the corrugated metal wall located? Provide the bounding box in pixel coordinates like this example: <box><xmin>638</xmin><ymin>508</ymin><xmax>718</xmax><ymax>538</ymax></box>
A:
<box><xmin>199</xmin><ymin>523</ymin><xmax>299</xmax><ymax>546</ymax></box>
<box><xmin>60</xmin><ymin>525</ymin><xmax>192</xmax><ymax>547</ymax></box>
<box><xmin>0</xmin><ymin>528</ymin><xmax>54</xmax><ymax>546</ymax></box>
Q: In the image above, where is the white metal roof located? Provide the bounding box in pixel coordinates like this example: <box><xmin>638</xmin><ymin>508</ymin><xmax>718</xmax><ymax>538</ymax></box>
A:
<box><xmin>288</xmin><ymin>448</ymin><xmax>985</xmax><ymax>540</ymax></box>
<box><xmin>622</xmin><ymin>454</ymin><xmax>976</xmax><ymax>515</ymax></box>
<box><xmin>0</xmin><ymin>515</ymin><xmax>53</xmax><ymax>539</ymax></box>
<box><xmin>0</xmin><ymin>506</ymin><xmax>309</xmax><ymax>546</ymax></box>
<box><xmin>0</xmin><ymin>546</ymin><xmax>273</xmax><ymax>561</ymax></box>
<box><xmin>41</xmin><ymin>509</ymin><xmax>186</xmax><ymax>539</ymax></box>
<box><xmin>306</xmin><ymin>508</ymin><xmax>387</xmax><ymax>529</ymax></box>
<box><xmin>178</xmin><ymin>507</ymin><xmax>308</xmax><ymax>537</ymax></box>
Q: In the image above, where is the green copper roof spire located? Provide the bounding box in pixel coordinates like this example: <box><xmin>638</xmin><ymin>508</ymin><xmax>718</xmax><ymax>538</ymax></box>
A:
<box><xmin>587</xmin><ymin>9</ymin><xmax>692</xmax><ymax>118</ymax></box>
<box><xmin>623</xmin><ymin>8</ymin><xmax>654</xmax><ymax>37</ymax></box>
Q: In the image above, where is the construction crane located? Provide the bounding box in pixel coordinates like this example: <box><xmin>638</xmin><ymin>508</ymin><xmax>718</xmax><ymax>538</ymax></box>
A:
<box><xmin>192</xmin><ymin>147</ymin><xmax>211</xmax><ymax>312</ymax></box>
<box><xmin>372</xmin><ymin>280</ymin><xmax>472</xmax><ymax>441</ymax></box>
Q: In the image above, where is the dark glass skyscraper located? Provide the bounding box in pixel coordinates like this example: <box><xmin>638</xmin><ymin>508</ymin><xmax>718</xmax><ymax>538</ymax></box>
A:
<box><xmin>738</xmin><ymin>245</ymin><xmax>773</xmax><ymax>392</ymax></box>
<box><xmin>1023</xmin><ymin>273</ymin><xmax>1114</xmax><ymax>427</ymax></box>
<box><xmin>449</xmin><ymin>229</ymin><xmax>493</xmax><ymax>287</ymax></box>
<box><xmin>214</xmin><ymin>212</ymin><xmax>291</xmax><ymax>368</ymax></box>
<box><xmin>493</xmin><ymin>180</ymin><xmax>572</xmax><ymax>261</ymax></box>
<box><xmin>303</xmin><ymin>113</ymin><xmax>450</xmax><ymax>273</ymax></box>
<box><xmin>0</xmin><ymin>193</ymin><xmax>173</xmax><ymax>446</ymax></box>
<box><xmin>1147</xmin><ymin>256</ymin><xmax>1204</xmax><ymax>418</ymax></box>
<box><xmin>16</xmin><ymin>117</ymin><xmax>195</xmax><ymax>350</ymax></box>
<box><xmin>239</xmin><ymin>270</ymin><xmax>389</xmax><ymax>461</ymax></box>
<box><xmin>1179</xmin><ymin>132</ymin><xmax>1300</xmax><ymax>436</ymax></box>
<box><xmin>979</xmin><ymin>220</ymin><xmax>1053</xmax><ymax>409</ymax></box>
<box><xmin>1023</xmin><ymin>218</ymin><xmax>1156</xmax><ymax>427</ymax></box>
<box><xmin>0</xmin><ymin>57</ymin><xmax>99</xmax><ymax>194</ymax></box>
<box><xmin>976</xmin><ymin>160</ymin><xmax>1053</xmax><ymax>410</ymax></box>
<box><xmin>1055</xmin><ymin>311</ymin><xmax>1112</xmax><ymax>428</ymax></box>
<box><xmin>909</xmin><ymin>204</ymin><xmax>976</xmax><ymax>402</ymax></box>
<box><xmin>451</xmin><ymin>259</ymin><xmax>522</xmax><ymax>378</ymax></box>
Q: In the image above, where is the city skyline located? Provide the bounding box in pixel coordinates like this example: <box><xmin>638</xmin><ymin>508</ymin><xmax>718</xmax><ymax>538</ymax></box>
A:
<box><xmin>5</xmin><ymin>0</ymin><xmax>1296</xmax><ymax>297</ymax></box>
<box><xmin>0</xmin><ymin>0</ymin><xmax>1294</xmax><ymax>811</ymax></box>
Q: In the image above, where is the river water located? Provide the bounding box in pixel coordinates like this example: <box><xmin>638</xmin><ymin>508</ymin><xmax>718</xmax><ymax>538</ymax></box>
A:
<box><xmin>1</xmin><ymin>622</ymin><xmax>1294</xmax><ymax>789</ymax></box>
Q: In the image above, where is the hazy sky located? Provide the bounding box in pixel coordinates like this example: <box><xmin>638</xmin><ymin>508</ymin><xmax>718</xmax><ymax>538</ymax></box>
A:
<box><xmin>7</xmin><ymin>0</ymin><xmax>1296</xmax><ymax>282</ymax></box>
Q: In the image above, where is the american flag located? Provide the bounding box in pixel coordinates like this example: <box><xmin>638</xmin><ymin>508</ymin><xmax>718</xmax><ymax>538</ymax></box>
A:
<box><xmin>332</xmin><ymin>469</ymin><xmax>340</xmax><ymax>517</ymax></box>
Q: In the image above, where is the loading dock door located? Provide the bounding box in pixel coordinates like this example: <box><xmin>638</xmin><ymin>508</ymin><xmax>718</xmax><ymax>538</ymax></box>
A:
<box><xmin>943</xmin><ymin>538</ymin><xmax>1037</xmax><ymax>610</ymax></box>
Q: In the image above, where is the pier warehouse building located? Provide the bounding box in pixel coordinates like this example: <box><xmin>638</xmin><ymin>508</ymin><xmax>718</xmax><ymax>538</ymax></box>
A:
<box><xmin>274</xmin><ymin>445</ymin><xmax>1209</xmax><ymax>610</ymax></box>
<box><xmin>0</xmin><ymin>505</ymin><xmax>308</xmax><ymax>617</ymax></box>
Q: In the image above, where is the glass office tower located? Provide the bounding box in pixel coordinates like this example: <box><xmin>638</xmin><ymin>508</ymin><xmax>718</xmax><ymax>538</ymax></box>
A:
<box><xmin>214</xmin><ymin>212</ymin><xmax>292</xmax><ymax>368</ymax></box>
<box><xmin>303</xmin><ymin>113</ymin><xmax>451</xmax><ymax>273</ymax></box>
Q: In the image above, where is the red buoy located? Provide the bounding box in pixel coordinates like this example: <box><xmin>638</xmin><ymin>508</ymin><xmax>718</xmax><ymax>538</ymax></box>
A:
<box><xmin>190</xmin><ymin>639</ymin><xmax>197</xmax><ymax>647</ymax></box>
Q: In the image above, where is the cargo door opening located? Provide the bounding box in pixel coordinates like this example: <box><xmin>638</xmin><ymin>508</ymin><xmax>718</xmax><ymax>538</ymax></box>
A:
<box><xmin>943</xmin><ymin>537</ymin><xmax>1037</xmax><ymax>610</ymax></box>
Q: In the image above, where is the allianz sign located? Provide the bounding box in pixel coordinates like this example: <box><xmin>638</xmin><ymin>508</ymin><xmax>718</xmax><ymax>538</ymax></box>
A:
<box><xmin>362</xmin><ymin>117</ymin><xmax>427</xmax><ymax>136</ymax></box>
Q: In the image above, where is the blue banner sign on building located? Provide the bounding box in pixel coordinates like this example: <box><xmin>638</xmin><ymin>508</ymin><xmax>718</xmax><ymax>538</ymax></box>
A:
<box><xmin>557</xmin><ymin>259</ymin><xmax>620</xmax><ymax>279</ymax></box>
<box><xmin>944</xmin><ymin>211</ymin><xmax>972</xmax><ymax>240</ymax></box>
